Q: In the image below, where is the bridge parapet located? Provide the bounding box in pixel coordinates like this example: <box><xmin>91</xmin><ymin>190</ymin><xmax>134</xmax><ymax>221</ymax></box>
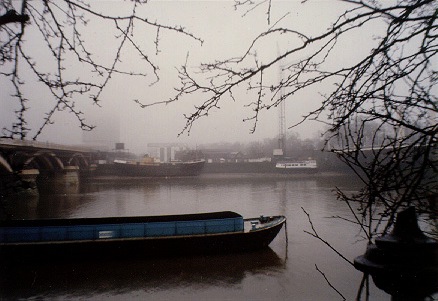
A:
<box><xmin>0</xmin><ymin>138</ymin><xmax>97</xmax><ymax>153</ymax></box>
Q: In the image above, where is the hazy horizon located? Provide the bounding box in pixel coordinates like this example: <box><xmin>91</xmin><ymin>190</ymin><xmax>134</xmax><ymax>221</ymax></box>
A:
<box><xmin>1</xmin><ymin>1</ymin><xmax>368</xmax><ymax>154</ymax></box>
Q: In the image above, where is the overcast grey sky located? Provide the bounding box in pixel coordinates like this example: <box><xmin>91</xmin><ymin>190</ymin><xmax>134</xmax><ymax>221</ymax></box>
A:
<box><xmin>1</xmin><ymin>0</ymin><xmax>374</xmax><ymax>153</ymax></box>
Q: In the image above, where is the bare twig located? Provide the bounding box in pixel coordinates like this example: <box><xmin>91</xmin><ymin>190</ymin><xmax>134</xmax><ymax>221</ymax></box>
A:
<box><xmin>302</xmin><ymin>207</ymin><xmax>354</xmax><ymax>266</ymax></box>
<box><xmin>315</xmin><ymin>264</ymin><xmax>346</xmax><ymax>301</ymax></box>
<box><xmin>1</xmin><ymin>0</ymin><xmax>202</xmax><ymax>139</ymax></box>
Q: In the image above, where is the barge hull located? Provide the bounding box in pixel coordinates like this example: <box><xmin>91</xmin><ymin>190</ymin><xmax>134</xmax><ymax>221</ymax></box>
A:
<box><xmin>0</xmin><ymin>213</ymin><xmax>285</xmax><ymax>260</ymax></box>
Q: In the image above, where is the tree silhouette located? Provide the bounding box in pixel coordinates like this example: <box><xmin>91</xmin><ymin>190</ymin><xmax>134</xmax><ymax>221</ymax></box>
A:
<box><xmin>0</xmin><ymin>0</ymin><xmax>202</xmax><ymax>140</ymax></box>
<box><xmin>143</xmin><ymin>0</ymin><xmax>437</xmax><ymax>237</ymax></box>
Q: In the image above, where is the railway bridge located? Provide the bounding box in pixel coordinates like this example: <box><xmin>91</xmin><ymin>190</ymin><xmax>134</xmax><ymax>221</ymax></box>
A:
<box><xmin>0</xmin><ymin>138</ymin><xmax>101</xmax><ymax>195</ymax></box>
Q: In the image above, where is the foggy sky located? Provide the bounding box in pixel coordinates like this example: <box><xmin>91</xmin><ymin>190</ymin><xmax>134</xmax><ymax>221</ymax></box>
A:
<box><xmin>0</xmin><ymin>1</ymin><xmax>372</xmax><ymax>153</ymax></box>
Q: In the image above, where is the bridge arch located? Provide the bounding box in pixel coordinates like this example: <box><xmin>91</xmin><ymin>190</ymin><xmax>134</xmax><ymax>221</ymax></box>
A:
<box><xmin>67</xmin><ymin>153</ymin><xmax>89</xmax><ymax>169</ymax></box>
<box><xmin>23</xmin><ymin>151</ymin><xmax>64</xmax><ymax>171</ymax></box>
<box><xmin>0</xmin><ymin>154</ymin><xmax>13</xmax><ymax>173</ymax></box>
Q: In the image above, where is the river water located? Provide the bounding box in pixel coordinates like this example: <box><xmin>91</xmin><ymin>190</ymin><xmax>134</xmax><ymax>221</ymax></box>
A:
<box><xmin>1</xmin><ymin>173</ymin><xmax>393</xmax><ymax>300</ymax></box>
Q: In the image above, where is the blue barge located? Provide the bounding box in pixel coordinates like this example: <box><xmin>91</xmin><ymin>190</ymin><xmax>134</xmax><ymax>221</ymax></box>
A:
<box><xmin>0</xmin><ymin>212</ymin><xmax>286</xmax><ymax>259</ymax></box>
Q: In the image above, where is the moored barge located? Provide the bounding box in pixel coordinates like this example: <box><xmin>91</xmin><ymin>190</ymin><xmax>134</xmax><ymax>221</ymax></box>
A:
<box><xmin>0</xmin><ymin>211</ymin><xmax>286</xmax><ymax>259</ymax></box>
<box><xmin>113</xmin><ymin>158</ymin><xmax>206</xmax><ymax>177</ymax></box>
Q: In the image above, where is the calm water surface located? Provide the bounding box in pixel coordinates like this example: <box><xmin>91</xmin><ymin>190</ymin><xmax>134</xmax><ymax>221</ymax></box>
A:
<box><xmin>1</xmin><ymin>174</ymin><xmax>392</xmax><ymax>300</ymax></box>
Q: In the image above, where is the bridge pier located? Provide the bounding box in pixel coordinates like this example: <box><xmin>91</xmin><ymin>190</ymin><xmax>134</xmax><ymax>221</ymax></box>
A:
<box><xmin>57</xmin><ymin>166</ymin><xmax>80</xmax><ymax>187</ymax></box>
<box><xmin>37</xmin><ymin>166</ymin><xmax>80</xmax><ymax>194</ymax></box>
<box><xmin>0</xmin><ymin>169</ymin><xmax>40</xmax><ymax>197</ymax></box>
<box><xmin>1</xmin><ymin>166</ymin><xmax>83</xmax><ymax>197</ymax></box>
<box><xmin>18</xmin><ymin>169</ymin><xmax>40</xmax><ymax>194</ymax></box>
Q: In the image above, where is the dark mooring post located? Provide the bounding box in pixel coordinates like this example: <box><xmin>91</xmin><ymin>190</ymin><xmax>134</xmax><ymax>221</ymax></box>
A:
<box><xmin>354</xmin><ymin>207</ymin><xmax>438</xmax><ymax>301</ymax></box>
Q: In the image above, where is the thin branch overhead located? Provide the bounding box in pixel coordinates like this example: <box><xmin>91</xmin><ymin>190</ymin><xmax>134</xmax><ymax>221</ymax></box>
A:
<box><xmin>146</xmin><ymin>0</ymin><xmax>437</xmax><ymax>239</ymax></box>
<box><xmin>156</xmin><ymin>0</ymin><xmax>436</xmax><ymax>142</ymax></box>
<box><xmin>0</xmin><ymin>0</ymin><xmax>202</xmax><ymax>140</ymax></box>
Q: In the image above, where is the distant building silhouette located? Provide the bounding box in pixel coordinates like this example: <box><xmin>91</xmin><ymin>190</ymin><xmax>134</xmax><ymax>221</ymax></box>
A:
<box><xmin>82</xmin><ymin>115</ymin><xmax>121</xmax><ymax>151</ymax></box>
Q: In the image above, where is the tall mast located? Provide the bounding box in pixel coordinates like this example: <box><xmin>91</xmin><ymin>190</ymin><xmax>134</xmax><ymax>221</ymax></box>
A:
<box><xmin>277</xmin><ymin>45</ymin><xmax>286</xmax><ymax>157</ymax></box>
<box><xmin>278</xmin><ymin>88</ymin><xmax>286</xmax><ymax>155</ymax></box>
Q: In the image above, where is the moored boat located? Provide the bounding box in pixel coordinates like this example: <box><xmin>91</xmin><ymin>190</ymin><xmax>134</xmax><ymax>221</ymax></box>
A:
<box><xmin>275</xmin><ymin>159</ymin><xmax>318</xmax><ymax>173</ymax></box>
<box><xmin>0</xmin><ymin>211</ymin><xmax>286</xmax><ymax>259</ymax></box>
<box><xmin>113</xmin><ymin>157</ymin><xmax>205</xmax><ymax>177</ymax></box>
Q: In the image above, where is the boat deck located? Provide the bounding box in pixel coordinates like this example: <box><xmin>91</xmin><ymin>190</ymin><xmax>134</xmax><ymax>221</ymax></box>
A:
<box><xmin>244</xmin><ymin>216</ymin><xmax>285</xmax><ymax>233</ymax></box>
<box><xmin>1</xmin><ymin>214</ymin><xmax>285</xmax><ymax>245</ymax></box>
<box><xmin>0</xmin><ymin>214</ymin><xmax>286</xmax><ymax>259</ymax></box>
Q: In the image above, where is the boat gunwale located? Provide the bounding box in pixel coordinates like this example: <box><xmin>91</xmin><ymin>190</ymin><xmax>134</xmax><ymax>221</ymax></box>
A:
<box><xmin>0</xmin><ymin>216</ymin><xmax>286</xmax><ymax>246</ymax></box>
<box><xmin>115</xmin><ymin>160</ymin><xmax>205</xmax><ymax>166</ymax></box>
<box><xmin>0</xmin><ymin>211</ymin><xmax>242</xmax><ymax>227</ymax></box>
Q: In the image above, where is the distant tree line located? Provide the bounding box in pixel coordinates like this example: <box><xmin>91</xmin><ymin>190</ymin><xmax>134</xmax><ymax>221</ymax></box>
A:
<box><xmin>174</xmin><ymin>131</ymin><xmax>321</xmax><ymax>162</ymax></box>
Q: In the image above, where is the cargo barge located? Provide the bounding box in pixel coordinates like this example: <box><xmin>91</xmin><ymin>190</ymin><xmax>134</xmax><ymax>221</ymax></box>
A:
<box><xmin>112</xmin><ymin>158</ymin><xmax>205</xmax><ymax>177</ymax></box>
<box><xmin>0</xmin><ymin>211</ymin><xmax>286</xmax><ymax>259</ymax></box>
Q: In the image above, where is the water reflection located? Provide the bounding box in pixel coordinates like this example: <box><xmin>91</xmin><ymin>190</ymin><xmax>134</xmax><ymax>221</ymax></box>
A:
<box><xmin>1</xmin><ymin>174</ymin><xmax>393</xmax><ymax>300</ymax></box>
<box><xmin>0</xmin><ymin>248</ymin><xmax>285</xmax><ymax>300</ymax></box>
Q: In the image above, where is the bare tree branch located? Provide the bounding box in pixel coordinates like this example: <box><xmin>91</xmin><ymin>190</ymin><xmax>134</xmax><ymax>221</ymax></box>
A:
<box><xmin>302</xmin><ymin>207</ymin><xmax>354</xmax><ymax>266</ymax></box>
<box><xmin>315</xmin><ymin>264</ymin><xmax>347</xmax><ymax>301</ymax></box>
<box><xmin>0</xmin><ymin>0</ymin><xmax>203</xmax><ymax>139</ymax></box>
<box><xmin>0</xmin><ymin>10</ymin><xmax>29</xmax><ymax>26</ymax></box>
<box><xmin>150</xmin><ymin>0</ymin><xmax>437</xmax><ymax>238</ymax></box>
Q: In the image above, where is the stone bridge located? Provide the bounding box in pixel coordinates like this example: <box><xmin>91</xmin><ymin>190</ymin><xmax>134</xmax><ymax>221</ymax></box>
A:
<box><xmin>0</xmin><ymin>138</ymin><xmax>100</xmax><ymax>195</ymax></box>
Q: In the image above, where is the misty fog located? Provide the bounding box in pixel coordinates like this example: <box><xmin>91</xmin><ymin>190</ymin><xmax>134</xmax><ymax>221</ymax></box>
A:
<box><xmin>0</xmin><ymin>1</ymin><xmax>381</xmax><ymax>154</ymax></box>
